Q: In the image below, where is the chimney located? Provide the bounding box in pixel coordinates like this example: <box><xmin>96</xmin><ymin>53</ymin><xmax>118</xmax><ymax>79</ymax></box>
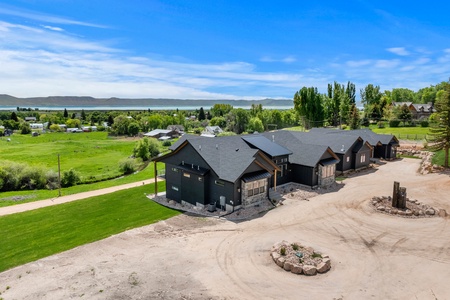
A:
<box><xmin>272</xmin><ymin>135</ymin><xmax>275</xmax><ymax>142</ymax></box>
<box><xmin>216</xmin><ymin>144</ymin><xmax>218</xmax><ymax>150</ymax></box>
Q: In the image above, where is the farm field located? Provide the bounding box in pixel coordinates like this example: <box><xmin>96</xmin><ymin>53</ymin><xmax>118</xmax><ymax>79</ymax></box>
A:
<box><xmin>0</xmin><ymin>182</ymin><xmax>172</xmax><ymax>273</ymax></box>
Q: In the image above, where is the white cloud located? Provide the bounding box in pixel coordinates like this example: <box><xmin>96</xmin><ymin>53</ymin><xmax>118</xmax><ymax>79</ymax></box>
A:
<box><xmin>0</xmin><ymin>6</ymin><xmax>107</xmax><ymax>28</ymax></box>
<box><xmin>41</xmin><ymin>25</ymin><xmax>64</xmax><ymax>32</ymax></box>
<box><xmin>0</xmin><ymin>21</ymin><xmax>309</xmax><ymax>99</ymax></box>
<box><xmin>387</xmin><ymin>47</ymin><xmax>410</xmax><ymax>56</ymax></box>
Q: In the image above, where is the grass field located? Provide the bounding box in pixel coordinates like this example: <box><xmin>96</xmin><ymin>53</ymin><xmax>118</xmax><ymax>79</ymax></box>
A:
<box><xmin>370</xmin><ymin>125</ymin><xmax>431</xmax><ymax>140</ymax></box>
<box><xmin>0</xmin><ymin>131</ymin><xmax>140</xmax><ymax>183</ymax></box>
<box><xmin>0</xmin><ymin>181</ymin><xmax>175</xmax><ymax>272</ymax></box>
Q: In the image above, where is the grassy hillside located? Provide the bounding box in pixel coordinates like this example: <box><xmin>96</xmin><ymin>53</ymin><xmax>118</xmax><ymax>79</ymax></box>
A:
<box><xmin>0</xmin><ymin>131</ymin><xmax>139</xmax><ymax>183</ymax></box>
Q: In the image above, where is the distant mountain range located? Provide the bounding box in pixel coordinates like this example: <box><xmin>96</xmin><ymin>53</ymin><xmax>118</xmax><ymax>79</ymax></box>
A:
<box><xmin>0</xmin><ymin>94</ymin><xmax>293</xmax><ymax>108</ymax></box>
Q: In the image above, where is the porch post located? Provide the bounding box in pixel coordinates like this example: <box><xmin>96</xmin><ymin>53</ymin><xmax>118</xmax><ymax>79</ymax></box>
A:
<box><xmin>274</xmin><ymin>170</ymin><xmax>277</xmax><ymax>191</ymax></box>
<box><xmin>154</xmin><ymin>161</ymin><xmax>158</xmax><ymax>195</ymax></box>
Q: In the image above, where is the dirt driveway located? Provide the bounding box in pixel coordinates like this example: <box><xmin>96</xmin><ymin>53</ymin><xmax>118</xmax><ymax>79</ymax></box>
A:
<box><xmin>1</xmin><ymin>158</ymin><xmax>450</xmax><ymax>300</ymax></box>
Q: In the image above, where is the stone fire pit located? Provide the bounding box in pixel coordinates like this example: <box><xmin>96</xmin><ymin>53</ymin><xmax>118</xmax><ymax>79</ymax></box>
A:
<box><xmin>271</xmin><ymin>241</ymin><xmax>331</xmax><ymax>276</ymax></box>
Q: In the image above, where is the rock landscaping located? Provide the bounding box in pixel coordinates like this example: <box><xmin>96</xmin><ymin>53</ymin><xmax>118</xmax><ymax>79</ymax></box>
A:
<box><xmin>270</xmin><ymin>241</ymin><xmax>331</xmax><ymax>276</ymax></box>
<box><xmin>370</xmin><ymin>196</ymin><xmax>447</xmax><ymax>218</ymax></box>
<box><xmin>397</xmin><ymin>147</ymin><xmax>443</xmax><ymax>175</ymax></box>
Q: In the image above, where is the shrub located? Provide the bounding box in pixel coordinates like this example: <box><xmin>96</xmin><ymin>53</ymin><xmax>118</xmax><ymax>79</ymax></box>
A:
<box><xmin>420</xmin><ymin>120</ymin><xmax>429</xmax><ymax>127</ymax></box>
<box><xmin>377</xmin><ymin>121</ymin><xmax>385</xmax><ymax>128</ymax></box>
<box><xmin>291</xmin><ymin>243</ymin><xmax>299</xmax><ymax>251</ymax></box>
<box><xmin>119</xmin><ymin>158</ymin><xmax>137</xmax><ymax>175</ymax></box>
<box><xmin>61</xmin><ymin>169</ymin><xmax>81</xmax><ymax>187</ymax></box>
<box><xmin>97</xmin><ymin>125</ymin><xmax>106</xmax><ymax>132</ymax></box>
<box><xmin>389</xmin><ymin>119</ymin><xmax>401</xmax><ymax>127</ymax></box>
<box><xmin>133</xmin><ymin>137</ymin><xmax>160</xmax><ymax>161</ymax></box>
<box><xmin>280</xmin><ymin>247</ymin><xmax>286</xmax><ymax>256</ymax></box>
<box><xmin>162</xmin><ymin>140</ymin><xmax>172</xmax><ymax>147</ymax></box>
<box><xmin>45</xmin><ymin>170</ymin><xmax>59</xmax><ymax>190</ymax></box>
<box><xmin>341</xmin><ymin>124</ymin><xmax>347</xmax><ymax>130</ymax></box>
<box><xmin>20</xmin><ymin>123</ymin><xmax>31</xmax><ymax>134</ymax></box>
<box><xmin>311</xmin><ymin>252</ymin><xmax>322</xmax><ymax>259</ymax></box>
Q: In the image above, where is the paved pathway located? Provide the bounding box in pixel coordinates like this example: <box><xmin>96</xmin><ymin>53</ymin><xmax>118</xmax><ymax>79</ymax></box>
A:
<box><xmin>0</xmin><ymin>178</ymin><xmax>162</xmax><ymax>217</ymax></box>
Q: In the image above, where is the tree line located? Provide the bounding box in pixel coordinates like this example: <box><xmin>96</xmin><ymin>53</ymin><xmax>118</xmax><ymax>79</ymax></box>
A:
<box><xmin>294</xmin><ymin>81</ymin><xmax>449</xmax><ymax>129</ymax></box>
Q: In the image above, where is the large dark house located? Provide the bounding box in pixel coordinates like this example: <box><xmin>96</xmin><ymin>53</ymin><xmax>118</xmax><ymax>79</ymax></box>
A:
<box><xmin>153</xmin><ymin>133</ymin><xmax>340</xmax><ymax>211</ymax></box>
<box><xmin>153</xmin><ymin>135</ymin><xmax>280</xmax><ymax>211</ymax></box>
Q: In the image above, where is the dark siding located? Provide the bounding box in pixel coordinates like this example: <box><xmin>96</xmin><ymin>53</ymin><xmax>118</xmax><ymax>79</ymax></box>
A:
<box><xmin>161</xmin><ymin>143</ymin><xmax>209</xmax><ymax>169</ymax></box>
<box><xmin>208</xmin><ymin>176</ymin><xmax>235</xmax><ymax>208</ymax></box>
<box><xmin>291</xmin><ymin>164</ymin><xmax>315</xmax><ymax>186</ymax></box>
<box><xmin>341</xmin><ymin>151</ymin><xmax>352</xmax><ymax>172</ymax></box>
<box><xmin>354</xmin><ymin>144</ymin><xmax>372</xmax><ymax>169</ymax></box>
<box><xmin>180</xmin><ymin>171</ymin><xmax>206</xmax><ymax>205</ymax></box>
<box><xmin>165</xmin><ymin>163</ymin><xmax>182</xmax><ymax>202</ymax></box>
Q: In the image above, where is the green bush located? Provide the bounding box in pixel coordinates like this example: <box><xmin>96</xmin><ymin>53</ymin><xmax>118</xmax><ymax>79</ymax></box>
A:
<box><xmin>119</xmin><ymin>158</ymin><xmax>137</xmax><ymax>175</ymax></box>
<box><xmin>0</xmin><ymin>161</ymin><xmax>56</xmax><ymax>191</ymax></box>
<box><xmin>61</xmin><ymin>169</ymin><xmax>81</xmax><ymax>187</ymax></box>
<box><xmin>420</xmin><ymin>120</ymin><xmax>429</xmax><ymax>127</ymax></box>
<box><xmin>20</xmin><ymin>123</ymin><xmax>31</xmax><ymax>134</ymax></box>
<box><xmin>162</xmin><ymin>140</ymin><xmax>172</xmax><ymax>147</ymax></box>
<box><xmin>377</xmin><ymin>121</ymin><xmax>385</xmax><ymax>128</ymax></box>
<box><xmin>280</xmin><ymin>247</ymin><xmax>286</xmax><ymax>256</ymax></box>
<box><xmin>389</xmin><ymin>120</ymin><xmax>401</xmax><ymax>127</ymax></box>
<box><xmin>291</xmin><ymin>243</ymin><xmax>299</xmax><ymax>251</ymax></box>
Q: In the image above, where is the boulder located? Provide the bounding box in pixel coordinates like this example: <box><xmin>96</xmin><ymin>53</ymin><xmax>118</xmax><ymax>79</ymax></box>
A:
<box><xmin>426</xmin><ymin>208</ymin><xmax>435</xmax><ymax>216</ymax></box>
<box><xmin>272</xmin><ymin>252</ymin><xmax>281</xmax><ymax>263</ymax></box>
<box><xmin>317</xmin><ymin>262</ymin><xmax>331</xmax><ymax>273</ymax></box>
<box><xmin>322</xmin><ymin>257</ymin><xmax>331</xmax><ymax>267</ymax></box>
<box><xmin>303</xmin><ymin>265</ymin><xmax>317</xmax><ymax>276</ymax></box>
<box><xmin>377</xmin><ymin>206</ymin><xmax>386</xmax><ymax>211</ymax></box>
<box><xmin>291</xmin><ymin>264</ymin><xmax>303</xmax><ymax>274</ymax></box>
<box><xmin>284</xmin><ymin>261</ymin><xmax>293</xmax><ymax>271</ymax></box>
<box><xmin>405</xmin><ymin>210</ymin><xmax>413</xmax><ymax>216</ymax></box>
<box><xmin>276</xmin><ymin>257</ymin><xmax>286</xmax><ymax>268</ymax></box>
<box><xmin>439</xmin><ymin>209</ymin><xmax>447</xmax><ymax>218</ymax></box>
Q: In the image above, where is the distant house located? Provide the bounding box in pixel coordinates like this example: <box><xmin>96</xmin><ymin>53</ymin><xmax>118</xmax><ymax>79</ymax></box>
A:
<box><xmin>392</xmin><ymin>102</ymin><xmax>434</xmax><ymax>120</ymax></box>
<box><xmin>144</xmin><ymin>129</ymin><xmax>179</xmax><ymax>140</ymax></box>
<box><xmin>201</xmin><ymin>126</ymin><xmax>223</xmax><ymax>137</ymax></box>
<box><xmin>82</xmin><ymin>126</ymin><xmax>97</xmax><ymax>132</ymax></box>
<box><xmin>25</xmin><ymin>117</ymin><xmax>37</xmax><ymax>122</ymax></box>
<box><xmin>30</xmin><ymin>123</ymin><xmax>44</xmax><ymax>130</ymax></box>
<box><xmin>167</xmin><ymin>125</ymin><xmax>185</xmax><ymax>135</ymax></box>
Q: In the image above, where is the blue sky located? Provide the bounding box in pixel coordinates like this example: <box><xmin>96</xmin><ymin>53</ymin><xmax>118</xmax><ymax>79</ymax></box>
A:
<box><xmin>0</xmin><ymin>1</ymin><xmax>449</xmax><ymax>100</ymax></box>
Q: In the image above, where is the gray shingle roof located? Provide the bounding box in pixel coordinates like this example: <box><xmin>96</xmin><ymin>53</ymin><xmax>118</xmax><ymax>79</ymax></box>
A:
<box><xmin>261</xmin><ymin>131</ymin><xmax>333</xmax><ymax>167</ymax></box>
<box><xmin>167</xmin><ymin>135</ymin><xmax>266</xmax><ymax>183</ymax></box>
<box><xmin>242</xmin><ymin>135</ymin><xmax>292</xmax><ymax>157</ymax></box>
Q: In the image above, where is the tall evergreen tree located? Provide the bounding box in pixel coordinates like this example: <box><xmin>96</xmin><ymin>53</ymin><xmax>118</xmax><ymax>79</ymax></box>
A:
<box><xmin>10</xmin><ymin>112</ymin><xmax>18</xmax><ymax>122</ymax></box>
<box><xmin>349</xmin><ymin>104</ymin><xmax>360</xmax><ymax>129</ymax></box>
<box><xmin>427</xmin><ymin>83</ymin><xmax>450</xmax><ymax>168</ymax></box>
<box><xmin>63</xmin><ymin>108</ymin><xmax>68</xmax><ymax>118</ymax></box>
<box><xmin>198</xmin><ymin>107</ymin><xmax>206</xmax><ymax>121</ymax></box>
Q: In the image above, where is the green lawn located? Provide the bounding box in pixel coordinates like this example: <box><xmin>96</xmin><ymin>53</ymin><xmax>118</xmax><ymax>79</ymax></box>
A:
<box><xmin>369</xmin><ymin>125</ymin><xmax>431</xmax><ymax>140</ymax></box>
<box><xmin>0</xmin><ymin>131</ymin><xmax>139</xmax><ymax>182</ymax></box>
<box><xmin>0</xmin><ymin>181</ymin><xmax>175</xmax><ymax>272</ymax></box>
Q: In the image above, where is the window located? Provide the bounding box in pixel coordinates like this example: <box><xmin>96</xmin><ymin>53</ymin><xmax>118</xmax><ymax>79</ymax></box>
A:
<box><xmin>171</xmin><ymin>186</ymin><xmax>179</xmax><ymax>191</ymax></box>
<box><xmin>346</xmin><ymin>157</ymin><xmax>350</xmax><ymax>163</ymax></box>
<box><xmin>198</xmin><ymin>177</ymin><xmax>203</xmax><ymax>182</ymax></box>
<box><xmin>321</xmin><ymin>165</ymin><xmax>334</xmax><ymax>178</ymax></box>
<box><xmin>253</xmin><ymin>181</ymin><xmax>259</xmax><ymax>195</ymax></box>
<box><xmin>246</xmin><ymin>179</ymin><xmax>266</xmax><ymax>197</ymax></box>
<box><xmin>172</xmin><ymin>167</ymin><xmax>178</xmax><ymax>172</ymax></box>
<box><xmin>361</xmin><ymin>154</ymin><xmax>366</xmax><ymax>163</ymax></box>
<box><xmin>183</xmin><ymin>173</ymin><xmax>191</xmax><ymax>178</ymax></box>
<box><xmin>215</xmin><ymin>180</ymin><xmax>225</xmax><ymax>186</ymax></box>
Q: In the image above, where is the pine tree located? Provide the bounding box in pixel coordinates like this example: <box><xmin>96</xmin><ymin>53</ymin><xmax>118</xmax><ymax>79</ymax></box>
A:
<box><xmin>63</xmin><ymin>108</ymin><xmax>68</xmax><ymax>118</ymax></box>
<box><xmin>427</xmin><ymin>83</ymin><xmax>450</xmax><ymax>167</ymax></box>
<box><xmin>198</xmin><ymin>107</ymin><xmax>206</xmax><ymax>121</ymax></box>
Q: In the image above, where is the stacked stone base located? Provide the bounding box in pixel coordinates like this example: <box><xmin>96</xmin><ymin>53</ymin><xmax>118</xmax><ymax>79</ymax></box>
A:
<box><xmin>270</xmin><ymin>241</ymin><xmax>331</xmax><ymax>276</ymax></box>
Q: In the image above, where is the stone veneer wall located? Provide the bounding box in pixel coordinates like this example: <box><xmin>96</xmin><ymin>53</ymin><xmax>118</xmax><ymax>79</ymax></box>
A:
<box><xmin>241</xmin><ymin>179</ymin><xmax>269</xmax><ymax>207</ymax></box>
